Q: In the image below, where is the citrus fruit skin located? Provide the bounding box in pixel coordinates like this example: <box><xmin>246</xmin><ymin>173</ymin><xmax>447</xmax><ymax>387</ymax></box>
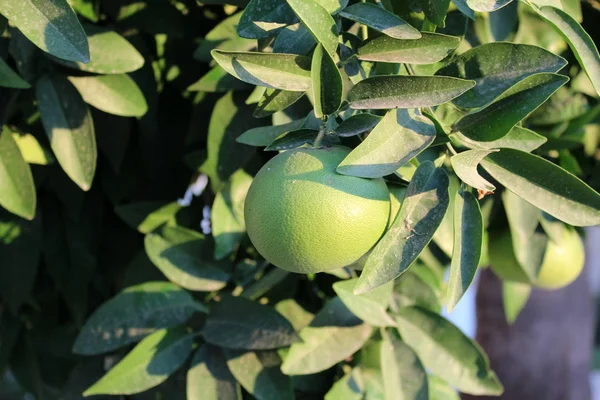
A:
<box><xmin>535</xmin><ymin>228</ymin><xmax>584</xmax><ymax>289</ymax></box>
<box><xmin>244</xmin><ymin>146</ymin><xmax>391</xmax><ymax>274</ymax></box>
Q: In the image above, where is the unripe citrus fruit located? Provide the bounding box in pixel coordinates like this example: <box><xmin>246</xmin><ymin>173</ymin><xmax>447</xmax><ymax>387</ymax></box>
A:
<box><xmin>244</xmin><ymin>146</ymin><xmax>390</xmax><ymax>274</ymax></box>
<box><xmin>489</xmin><ymin>228</ymin><xmax>584</xmax><ymax>289</ymax></box>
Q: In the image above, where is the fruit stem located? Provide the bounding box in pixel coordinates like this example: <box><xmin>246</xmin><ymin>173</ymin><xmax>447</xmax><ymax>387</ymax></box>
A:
<box><xmin>313</xmin><ymin>127</ymin><xmax>327</xmax><ymax>148</ymax></box>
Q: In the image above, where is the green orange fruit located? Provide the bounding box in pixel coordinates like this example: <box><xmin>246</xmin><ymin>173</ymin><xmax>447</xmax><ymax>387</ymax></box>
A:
<box><xmin>244</xmin><ymin>146</ymin><xmax>391</xmax><ymax>274</ymax></box>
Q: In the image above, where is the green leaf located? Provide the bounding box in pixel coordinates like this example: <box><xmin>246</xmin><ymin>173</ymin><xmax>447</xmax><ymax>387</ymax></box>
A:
<box><xmin>415</xmin><ymin>0</ymin><xmax>451</xmax><ymax>26</ymax></box>
<box><xmin>452</xmin><ymin>73</ymin><xmax>568</xmax><ymax>141</ymax></box>
<box><xmin>395</xmin><ymin>307</ymin><xmax>503</xmax><ymax>395</ymax></box>
<box><xmin>394</xmin><ymin>269</ymin><xmax>442</xmax><ymax>312</ymax></box>
<box><xmin>84</xmin><ymin>326</ymin><xmax>194</xmax><ymax>395</ymax></box>
<box><xmin>502</xmin><ymin>190</ymin><xmax>547</xmax><ymax>280</ymax></box>
<box><xmin>212</xmin><ymin>170</ymin><xmax>253</xmax><ymax>259</ymax></box>
<box><xmin>67</xmin><ymin>0</ymin><xmax>98</xmax><ymax>22</ymax></box>
<box><xmin>0</xmin><ymin>0</ymin><xmax>89</xmax><ymax>62</ymax></box>
<box><xmin>275</xmin><ymin>299</ymin><xmax>315</xmax><ymax>333</ymax></box>
<box><xmin>238</xmin><ymin>119</ymin><xmax>305</xmax><ymax>146</ymax></box>
<box><xmin>536</xmin><ymin>6</ymin><xmax>600</xmax><ymax>97</ymax></box>
<box><xmin>316</xmin><ymin>0</ymin><xmax>348</xmax><ymax>13</ymax></box>
<box><xmin>225</xmin><ymin>349</ymin><xmax>294</xmax><ymax>400</ymax></box>
<box><xmin>281</xmin><ymin>297</ymin><xmax>373</xmax><ymax>375</ymax></box>
<box><xmin>265</xmin><ymin>128</ymin><xmax>318</xmax><ymax>150</ymax></box>
<box><xmin>73</xmin><ymin>281</ymin><xmax>201</xmax><ymax>355</ymax></box>
<box><xmin>325</xmin><ymin>368</ymin><xmax>363</xmax><ymax>400</ymax></box>
<box><xmin>354</xmin><ymin>162</ymin><xmax>450</xmax><ymax>294</ymax></box>
<box><xmin>36</xmin><ymin>75</ymin><xmax>96</xmax><ymax>191</ymax></box>
<box><xmin>145</xmin><ymin>230</ymin><xmax>230</xmax><ymax>292</ymax></box>
<box><xmin>11</xmin><ymin>132</ymin><xmax>54</xmax><ymax>165</ymax></box>
<box><xmin>188</xmin><ymin>65</ymin><xmax>253</xmax><ymax>92</ymax></box>
<box><xmin>358</xmin><ymin>33</ymin><xmax>459</xmax><ymax>64</ymax></box>
<box><xmin>0</xmin><ymin>58</ymin><xmax>30</xmax><ymax>88</ymax></box>
<box><xmin>69</xmin><ymin>74</ymin><xmax>148</xmax><ymax>117</ymax></box>
<box><xmin>187</xmin><ymin>345</ymin><xmax>242</xmax><ymax>400</ymax></box>
<box><xmin>311</xmin><ymin>43</ymin><xmax>343</xmax><ymax>118</ymax></box>
<box><xmin>333</xmin><ymin>279</ymin><xmax>395</xmax><ymax>326</ymax></box>
<box><xmin>202</xmin><ymin>295</ymin><xmax>300</xmax><ymax>350</ymax></box>
<box><xmin>254</xmin><ymin>89</ymin><xmax>305</xmax><ymax>118</ymax></box>
<box><xmin>481</xmin><ymin>148</ymin><xmax>600</xmax><ymax>226</ymax></box>
<box><xmin>455</xmin><ymin>0</ymin><xmax>512</xmax><ymax>12</ymax></box>
<box><xmin>445</xmin><ymin>188</ymin><xmax>483</xmax><ymax>312</ymax></box>
<box><xmin>428</xmin><ymin>375</ymin><xmax>460</xmax><ymax>400</ymax></box>
<box><xmin>502</xmin><ymin>280</ymin><xmax>531</xmax><ymax>324</ymax></box>
<box><xmin>194</xmin><ymin>12</ymin><xmax>256</xmax><ymax>62</ymax></box>
<box><xmin>286</xmin><ymin>0</ymin><xmax>338</xmax><ymax>57</ymax></box>
<box><xmin>212</xmin><ymin>50</ymin><xmax>312</xmax><ymax>91</ymax></box>
<box><xmin>0</xmin><ymin>129</ymin><xmax>36</xmax><ymax>220</ymax></box>
<box><xmin>337</xmin><ymin>109</ymin><xmax>436</xmax><ymax>178</ymax></box>
<box><xmin>56</xmin><ymin>25</ymin><xmax>144</xmax><ymax>73</ymax></box>
<box><xmin>237</xmin><ymin>0</ymin><xmax>297</xmax><ymax>39</ymax></box>
<box><xmin>450</xmin><ymin>150</ymin><xmax>497</xmax><ymax>192</ymax></box>
<box><xmin>336</xmin><ymin>113</ymin><xmax>381</xmax><ymax>137</ymax></box>
<box><xmin>348</xmin><ymin>76</ymin><xmax>475</xmax><ymax>110</ymax></box>
<box><xmin>380</xmin><ymin>333</ymin><xmax>428</xmax><ymax>400</ymax></box>
<box><xmin>452</xmin><ymin>126</ymin><xmax>547</xmax><ymax>153</ymax></box>
<box><xmin>273</xmin><ymin>23</ymin><xmax>317</xmax><ymax>54</ymax></box>
<box><xmin>528</xmin><ymin>87</ymin><xmax>588</xmax><ymax>125</ymax></box>
<box><xmin>115</xmin><ymin>201</ymin><xmax>182</xmax><ymax>234</ymax></box>
<box><xmin>340</xmin><ymin>3</ymin><xmax>421</xmax><ymax>39</ymax></box>
<box><xmin>0</xmin><ymin>212</ymin><xmax>41</xmax><ymax>313</ymax></box>
<box><xmin>436</xmin><ymin>42</ymin><xmax>567</xmax><ymax>108</ymax></box>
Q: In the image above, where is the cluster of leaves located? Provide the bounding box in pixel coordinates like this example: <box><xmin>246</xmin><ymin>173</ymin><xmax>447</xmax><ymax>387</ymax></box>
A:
<box><xmin>0</xmin><ymin>0</ymin><xmax>600</xmax><ymax>399</ymax></box>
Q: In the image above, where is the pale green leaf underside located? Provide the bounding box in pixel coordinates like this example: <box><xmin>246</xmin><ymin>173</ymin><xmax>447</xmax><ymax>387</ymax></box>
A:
<box><xmin>451</xmin><ymin>150</ymin><xmax>498</xmax><ymax>192</ymax></box>
<box><xmin>380</xmin><ymin>334</ymin><xmax>428</xmax><ymax>400</ymax></box>
<box><xmin>452</xmin><ymin>126</ymin><xmax>547</xmax><ymax>153</ymax></box>
<box><xmin>358</xmin><ymin>33</ymin><xmax>459</xmax><ymax>64</ymax></box>
<box><xmin>340</xmin><ymin>3</ymin><xmax>421</xmax><ymax>40</ymax></box>
<box><xmin>332</xmin><ymin>278</ymin><xmax>395</xmax><ymax>326</ymax></box>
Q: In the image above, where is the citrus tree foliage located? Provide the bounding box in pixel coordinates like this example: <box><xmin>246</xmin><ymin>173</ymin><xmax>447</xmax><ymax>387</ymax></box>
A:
<box><xmin>0</xmin><ymin>0</ymin><xmax>599</xmax><ymax>398</ymax></box>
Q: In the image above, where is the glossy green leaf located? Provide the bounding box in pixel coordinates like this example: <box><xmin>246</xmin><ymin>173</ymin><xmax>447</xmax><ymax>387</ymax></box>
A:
<box><xmin>281</xmin><ymin>297</ymin><xmax>373</xmax><ymax>375</ymax></box>
<box><xmin>212</xmin><ymin>170</ymin><xmax>252</xmax><ymax>259</ymax></box>
<box><xmin>188</xmin><ymin>65</ymin><xmax>253</xmax><ymax>92</ymax></box>
<box><xmin>452</xmin><ymin>126</ymin><xmax>547</xmax><ymax>152</ymax></box>
<box><xmin>537</xmin><ymin>6</ymin><xmax>600</xmax><ymax>97</ymax></box>
<box><xmin>56</xmin><ymin>25</ymin><xmax>144</xmax><ymax>73</ymax></box>
<box><xmin>358</xmin><ymin>33</ymin><xmax>459</xmax><ymax>64</ymax></box>
<box><xmin>348</xmin><ymin>76</ymin><xmax>475</xmax><ymax>110</ymax></box>
<box><xmin>212</xmin><ymin>50</ymin><xmax>312</xmax><ymax>91</ymax></box>
<box><xmin>115</xmin><ymin>201</ymin><xmax>182</xmax><ymax>234</ymax></box>
<box><xmin>336</xmin><ymin>113</ymin><xmax>381</xmax><ymax>137</ymax></box>
<box><xmin>436</xmin><ymin>42</ymin><xmax>567</xmax><ymax>108</ymax></box>
<box><xmin>337</xmin><ymin>109</ymin><xmax>436</xmax><ymax>178</ymax></box>
<box><xmin>452</xmin><ymin>73</ymin><xmax>568</xmax><ymax>141</ymax></box>
<box><xmin>340</xmin><ymin>3</ymin><xmax>421</xmax><ymax>39</ymax></box>
<box><xmin>316</xmin><ymin>0</ymin><xmax>348</xmax><ymax>13</ymax></box>
<box><xmin>202</xmin><ymin>295</ymin><xmax>300</xmax><ymax>350</ymax></box>
<box><xmin>0</xmin><ymin>129</ymin><xmax>36</xmax><ymax>220</ymax></box>
<box><xmin>0</xmin><ymin>59</ymin><xmax>30</xmax><ymax>88</ymax></box>
<box><xmin>481</xmin><ymin>148</ymin><xmax>600</xmax><ymax>226</ymax></box>
<box><xmin>325</xmin><ymin>368</ymin><xmax>363</xmax><ymax>400</ymax></box>
<box><xmin>0</xmin><ymin>0</ymin><xmax>89</xmax><ymax>62</ymax></box>
<box><xmin>0</xmin><ymin>212</ymin><xmax>41</xmax><ymax>313</ymax></box>
<box><xmin>187</xmin><ymin>345</ymin><xmax>242</xmax><ymax>400</ymax></box>
<box><xmin>237</xmin><ymin>0</ymin><xmax>297</xmax><ymax>39</ymax></box>
<box><xmin>73</xmin><ymin>282</ymin><xmax>201</xmax><ymax>355</ymax></box>
<box><xmin>333</xmin><ymin>279</ymin><xmax>395</xmax><ymax>326</ymax></box>
<box><xmin>145</xmin><ymin>229</ymin><xmax>230</xmax><ymax>292</ymax></box>
<box><xmin>273</xmin><ymin>23</ymin><xmax>316</xmax><ymax>54</ymax></box>
<box><xmin>254</xmin><ymin>89</ymin><xmax>305</xmax><ymax>118</ymax></box>
<box><xmin>502</xmin><ymin>190</ymin><xmax>547</xmax><ymax>280</ymax></box>
<box><xmin>194</xmin><ymin>12</ymin><xmax>256</xmax><ymax>62</ymax></box>
<box><xmin>238</xmin><ymin>119</ymin><xmax>305</xmax><ymax>146</ymax></box>
<box><xmin>36</xmin><ymin>75</ymin><xmax>96</xmax><ymax>191</ymax></box>
<box><xmin>450</xmin><ymin>150</ymin><xmax>497</xmax><ymax>192</ymax></box>
<box><xmin>380</xmin><ymin>333</ymin><xmax>428</xmax><ymax>400</ymax></box>
<box><xmin>84</xmin><ymin>327</ymin><xmax>194</xmax><ymax>395</ymax></box>
<box><xmin>415</xmin><ymin>0</ymin><xmax>451</xmax><ymax>26</ymax></box>
<box><xmin>428</xmin><ymin>375</ymin><xmax>461</xmax><ymax>400</ymax></box>
<box><xmin>265</xmin><ymin>128</ymin><xmax>318</xmax><ymax>150</ymax></box>
<box><xmin>69</xmin><ymin>74</ymin><xmax>148</xmax><ymax>117</ymax></box>
<box><xmin>396</xmin><ymin>307</ymin><xmax>503</xmax><ymax>395</ymax></box>
<box><xmin>355</xmin><ymin>162</ymin><xmax>450</xmax><ymax>294</ymax></box>
<box><xmin>445</xmin><ymin>188</ymin><xmax>483</xmax><ymax>312</ymax></box>
<box><xmin>225</xmin><ymin>349</ymin><xmax>294</xmax><ymax>400</ymax></box>
<box><xmin>502</xmin><ymin>280</ymin><xmax>531</xmax><ymax>324</ymax></box>
<box><xmin>311</xmin><ymin>44</ymin><xmax>343</xmax><ymax>118</ymax></box>
<box><xmin>286</xmin><ymin>0</ymin><xmax>338</xmax><ymax>57</ymax></box>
